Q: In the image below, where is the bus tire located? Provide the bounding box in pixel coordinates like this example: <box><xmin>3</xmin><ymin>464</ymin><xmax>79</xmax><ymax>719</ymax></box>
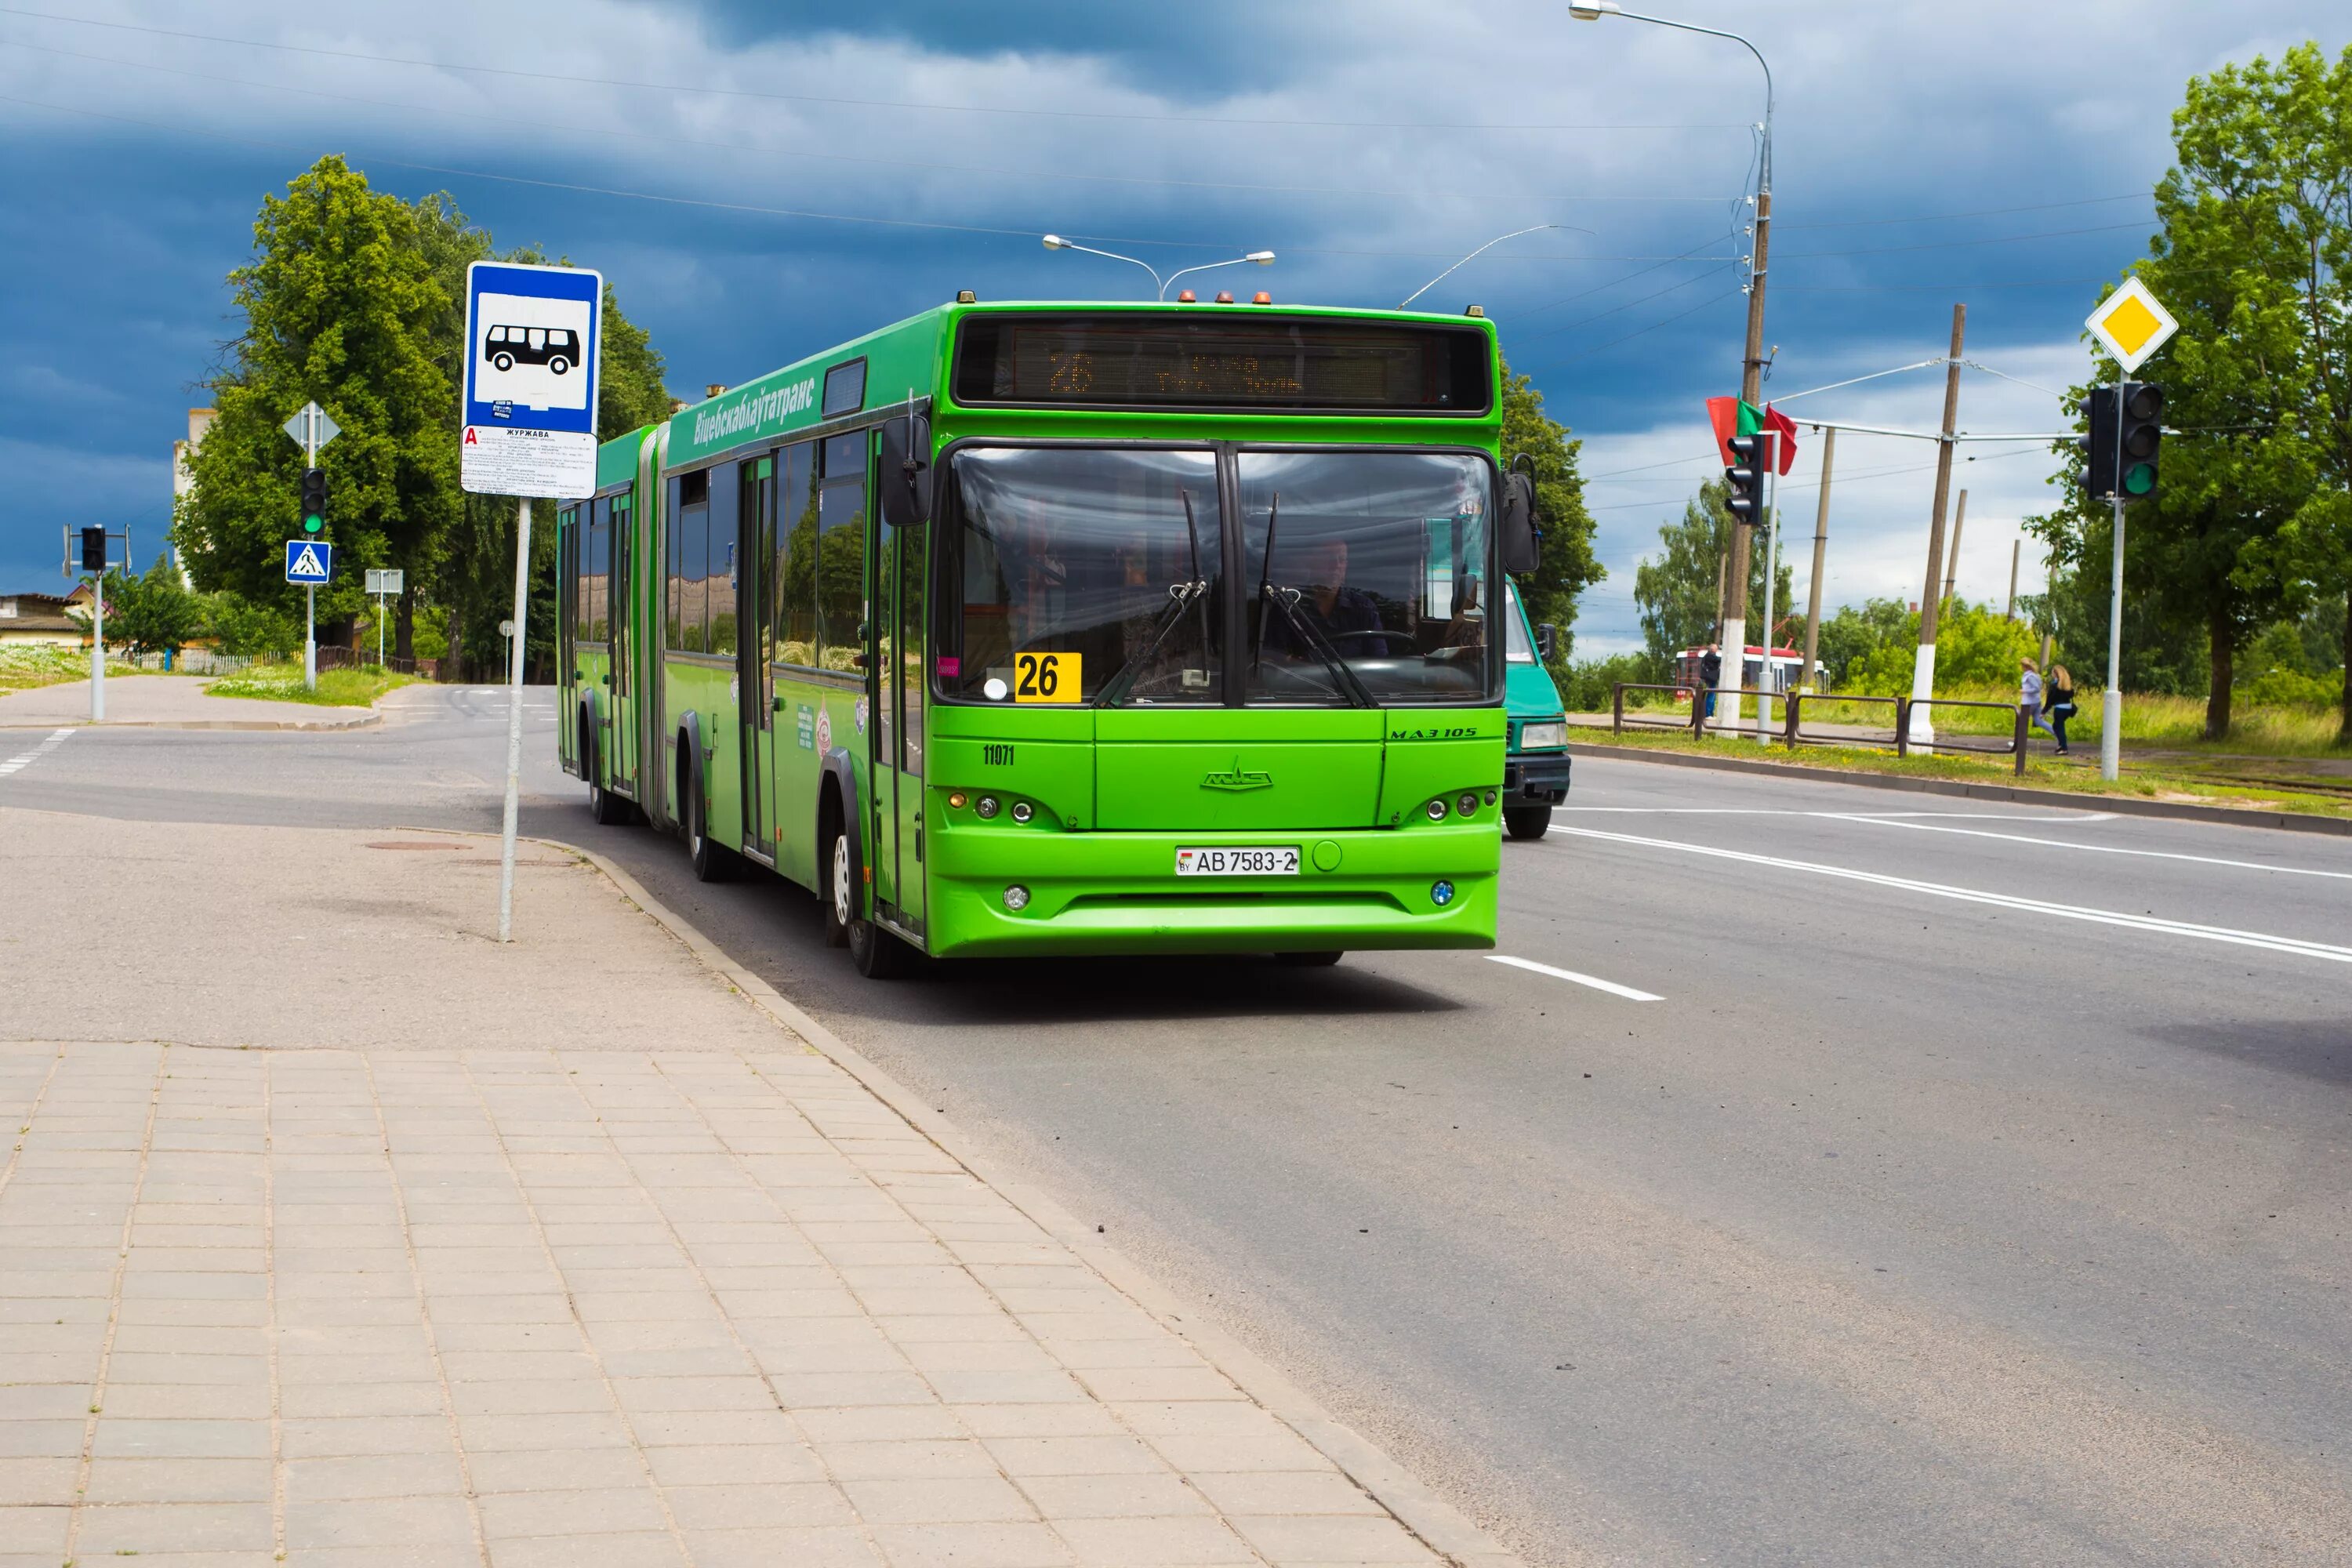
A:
<box><xmin>686</xmin><ymin>757</ymin><xmax>741</xmax><ymax>883</ymax></box>
<box><xmin>848</xmin><ymin>909</ymin><xmax>913</xmax><ymax>980</ymax></box>
<box><xmin>585</xmin><ymin>712</ymin><xmax>629</xmax><ymax>826</ymax></box>
<box><xmin>820</xmin><ymin>809</ymin><xmax>851</xmax><ymax>949</ymax></box>
<box><xmin>548</xmin><ymin>356</ymin><xmax>570</xmax><ymax>376</ymax></box>
<box><xmin>1273</xmin><ymin>951</ymin><xmax>1344</xmax><ymax>967</ymax></box>
<box><xmin>1504</xmin><ymin>804</ymin><xmax>1552</xmax><ymax>841</ymax></box>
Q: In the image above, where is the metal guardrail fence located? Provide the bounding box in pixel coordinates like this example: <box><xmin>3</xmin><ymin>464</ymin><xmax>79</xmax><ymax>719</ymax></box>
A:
<box><xmin>1617</xmin><ymin>683</ymin><xmax>2032</xmax><ymax>777</ymax></box>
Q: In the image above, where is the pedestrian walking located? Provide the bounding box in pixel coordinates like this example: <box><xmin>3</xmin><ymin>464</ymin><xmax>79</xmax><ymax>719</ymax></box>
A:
<box><xmin>2045</xmin><ymin>663</ymin><xmax>2077</xmax><ymax>756</ymax></box>
<box><xmin>1699</xmin><ymin>644</ymin><xmax>1722</xmax><ymax>718</ymax></box>
<box><xmin>2020</xmin><ymin>658</ymin><xmax>2053</xmax><ymax>742</ymax></box>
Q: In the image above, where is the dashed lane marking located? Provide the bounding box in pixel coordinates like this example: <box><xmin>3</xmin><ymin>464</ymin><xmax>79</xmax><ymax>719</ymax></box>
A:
<box><xmin>1553</xmin><ymin>824</ymin><xmax>2352</xmax><ymax>966</ymax></box>
<box><xmin>1486</xmin><ymin>953</ymin><xmax>1664</xmax><ymax>1001</ymax></box>
<box><xmin>0</xmin><ymin>728</ymin><xmax>74</xmax><ymax>777</ymax></box>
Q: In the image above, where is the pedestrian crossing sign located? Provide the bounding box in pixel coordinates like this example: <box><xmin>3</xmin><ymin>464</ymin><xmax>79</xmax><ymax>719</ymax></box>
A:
<box><xmin>284</xmin><ymin>539</ymin><xmax>333</xmax><ymax>584</ymax></box>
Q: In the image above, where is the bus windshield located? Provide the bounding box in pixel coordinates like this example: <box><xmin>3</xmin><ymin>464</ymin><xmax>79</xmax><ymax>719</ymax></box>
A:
<box><xmin>1239</xmin><ymin>450</ymin><xmax>1490</xmax><ymax>704</ymax></box>
<box><xmin>948</xmin><ymin>447</ymin><xmax>1224</xmax><ymax>706</ymax></box>
<box><xmin>945</xmin><ymin>447</ymin><xmax>1493</xmax><ymax>706</ymax></box>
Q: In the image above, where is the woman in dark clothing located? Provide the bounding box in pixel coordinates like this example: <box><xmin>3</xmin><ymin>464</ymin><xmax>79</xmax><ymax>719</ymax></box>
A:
<box><xmin>2046</xmin><ymin>663</ymin><xmax>2077</xmax><ymax>756</ymax></box>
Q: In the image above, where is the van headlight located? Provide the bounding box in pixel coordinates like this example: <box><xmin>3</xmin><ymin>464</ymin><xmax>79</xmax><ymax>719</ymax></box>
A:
<box><xmin>1519</xmin><ymin>720</ymin><xmax>1567</xmax><ymax>750</ymax></box>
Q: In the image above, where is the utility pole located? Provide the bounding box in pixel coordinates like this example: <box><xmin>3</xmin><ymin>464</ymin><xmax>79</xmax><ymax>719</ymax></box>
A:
<box><xmin>1907</xmin><ymin>304</ymin><xmax>1966</xmax><ymax>750</ymax></box>
<box><xmin>1801</xmin><ymin>426</ymin><xmax>1834</xmax><ymax>694</ymax></box>
<box><xmin>2006</xmin><ymin>539</ymin><xmax>2020</xmax><ymax>619</ymax></box>
<box><xmin>1753</xmin><ymin>430</ymin><xmax>1782</xmax><ymax>743</ymax></box>
<box><xmin>1941</xmin><ymin>489</ymin><xmax>1968</xmax><ymax>604</ymax></box>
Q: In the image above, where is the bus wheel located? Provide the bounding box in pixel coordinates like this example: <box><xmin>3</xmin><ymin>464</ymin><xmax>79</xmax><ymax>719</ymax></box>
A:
<box><xmin>686</xmin><ymin>761</ymin><xmax>740</xmax><ymax>883</ymax></box>
<box><xmin>548</xmin><ymin>356</ymin><xmax>570</xmax><ymax>376</ymax></box>
<box><xmin>492</xmin><ymin>352</ymin><xmax>514</xmax><ymax>372</ymax></box>
<box><xmin>1273</xmin><ymin>951</ymin><xmax>1344</xmax><ymax>967</ymax></box>
<box><xmin>848</xmin><ymin>912</ymin><xmax>912</xmax><ymax>980</ymax></box>
<box><xmin>585</xmin><ymin>719</ymin><xmax>629</xmax><ymax>825</ymax></box>
<box><xmin>1504</xmin><ymin>804</ymin><xmax>1553</xmax><ymax>841</ymax></box>
<box><xmin>821</xmin><ymin>822</ymin><xmax>852</xmax><ymax>949</ymax></box>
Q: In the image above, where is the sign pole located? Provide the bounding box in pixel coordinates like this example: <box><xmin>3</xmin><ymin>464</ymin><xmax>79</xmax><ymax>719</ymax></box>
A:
<box><xmin>497</xmin><ymin>497</ymin><xmax>532</xmax><ymax>943</ymax></box>
<box><xmin>303</xmin><ymin>412</ymin><xmax>318</xmax><ymax>691</ymax></box>
<box><xmin>90</xmin><ymin>568</ymin><xmax>104</xmax><ymax>723</ymax></box>
<box><xmin>2101</xmin><ymin>377</ymin><xmax>2126</xmax><ymax>782</ymax></box>
<box><xmin>1755</xmin><ymin>430</ymin><xmax>1780</xmax><ymax>744</ymax></box>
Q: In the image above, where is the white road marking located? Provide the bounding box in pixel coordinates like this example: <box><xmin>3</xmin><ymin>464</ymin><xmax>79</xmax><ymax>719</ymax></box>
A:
<box><xmin>1560</xmin><ymin>807</ymin><xmax>2114</xmax><ymax>822</ymax></box>
<box><xmin>1554</xmin><ymin>824</ymin><xmax>2352</xmax><ymax>966</ymax></box>
<box><xmin>0</xmin><ymin>728</ymin><xmax>74</xmax><ymax>777</ymax></box>
<box><xmin>1486</xmin><ymin>953</ymin><xmax>1663</xmax><ymax>1001</ymax></box>
<box><xmin>1831</xmin><ymin>814</ymin><xmax>2352</xmax><ymax>881</ymax></box>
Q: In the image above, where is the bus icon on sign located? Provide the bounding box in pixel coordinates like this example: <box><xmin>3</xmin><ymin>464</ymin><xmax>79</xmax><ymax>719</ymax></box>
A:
<box><xmin>485</xmin><ymin>325</ymin><xmax>579</xmax><ymax>376</ymax></box>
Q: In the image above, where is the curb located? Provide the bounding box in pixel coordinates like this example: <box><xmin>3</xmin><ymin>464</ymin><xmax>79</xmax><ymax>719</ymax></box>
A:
<box><xmin>503</xmin><ymin>829</ymin><xmax>1522</xmax><ymax>1568</ymax></box>
<box><xmin>1564</xmin><ymin>740</ymin><xmax>2352</xmax><ymax>837</ymax></box>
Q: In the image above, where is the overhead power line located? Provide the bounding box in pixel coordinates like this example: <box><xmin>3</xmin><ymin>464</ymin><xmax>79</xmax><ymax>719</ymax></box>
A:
<box><xmin>0</xmin><ymin>37</ymin><xmax>1748</xmax><ymax>211</ymax></box>
<box><xmin>0</xmin><ymin>6</ymin><xmax>1755</xmax><ymax>134</ymax></box>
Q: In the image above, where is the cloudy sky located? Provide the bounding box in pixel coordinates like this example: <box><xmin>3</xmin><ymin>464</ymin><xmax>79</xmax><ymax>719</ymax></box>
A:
<box><xmin>2</xmin><ymin>1</ymin><xmax>2343</xmax><ymax>651</ymax></box>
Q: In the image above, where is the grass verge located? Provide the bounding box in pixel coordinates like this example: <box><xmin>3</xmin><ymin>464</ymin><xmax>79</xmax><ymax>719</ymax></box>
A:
<box><xmin>205</xmin><ymin>662</ymin><xmax>412</xmax><ymax>707</ymax></box>
<box><xmin>1573</xmin><ymin>724</ymin><xmax>2352</xmax><ymax>821</ymax></box>
<box><xmin>0</xmin><ymin>645</ymin><xmax>136</xmax><ymax>693</ymax></box>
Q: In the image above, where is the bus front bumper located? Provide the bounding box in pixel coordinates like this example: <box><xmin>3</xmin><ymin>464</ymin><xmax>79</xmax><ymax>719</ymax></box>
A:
<box><xmin>1505</xmin><ymin>751</ymin><xmax>1572</xmax><ymax>804</ymax></box>
<box><xmin>924</xmin><ymin>822</ymin><xmax>1500</xmax><ymax>958</ymax></box>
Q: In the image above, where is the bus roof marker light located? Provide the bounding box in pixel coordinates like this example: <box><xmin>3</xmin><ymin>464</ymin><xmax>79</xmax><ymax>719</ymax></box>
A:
<box><xmin>1176</xmin><ymin>290</ymin><xmax>1196</xmax><ymax>303</ymax></box>
<box><xmin>956</xmin><ymin>289</ymin><xmax>977</xmax><ymax>303</ymax></box>
<box><xmin>1465</xmin><ymin>304</ymin><xmax>1485</xmax><ymax>318</ymax></box>
<box><xmin>1215</xmin><ymin>291</ymin><xmax>1234</xmax><ymax>304</ymax></box>
<box><xmin>1252</xmin><ymin>292</ymin><xmax>1272</xmax><ymax>305</ymax></box>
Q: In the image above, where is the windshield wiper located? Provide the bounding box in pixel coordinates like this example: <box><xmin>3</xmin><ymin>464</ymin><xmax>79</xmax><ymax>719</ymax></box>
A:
<box><xmin>1267</xmin><ymin>585</ymin><xmax>1374</xmax><ymax>707</ymax></box>
<box><xmin>1095</xmin><ymin>488</ymin><xmax>1211</xmax><ymax>708</ymax></box>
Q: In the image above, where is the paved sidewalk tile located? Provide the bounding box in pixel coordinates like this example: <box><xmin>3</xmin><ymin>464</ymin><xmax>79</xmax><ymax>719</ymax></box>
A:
<box><xmin>0</xmin><ymin>813</ymin><xmax>1482</xmax><ymax>1568</ymax></box>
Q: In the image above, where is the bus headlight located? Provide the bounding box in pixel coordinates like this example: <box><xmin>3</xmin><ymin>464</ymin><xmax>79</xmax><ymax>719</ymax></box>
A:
<box><xmin>1425</xmin><ymin>798</ymin><xmax>1449</xmax><ymax>821</ymax></box>
<box><xmin>1456</xmin><ymin>793</ymin><xmax>1478</xmax><ymax>817</ymax></box>
<box><xmin>975</xmin><ymin>796</ymin><xmax>1000</xmax><ymax>818</ymax></box>
<box><xmin>1010</xmin><ymin>800</ymin><xmax>1034</xmax><ymax>824</ymax></box>
<box><xmin>1430</xmin><ymin>880</ymin><xmax>1456</xmax><ymax>906</ymax></box>
<box><xmin>1519</xmin><ymin>721</ymin><xmax>1567</xmax><ymax>750</ymax></box>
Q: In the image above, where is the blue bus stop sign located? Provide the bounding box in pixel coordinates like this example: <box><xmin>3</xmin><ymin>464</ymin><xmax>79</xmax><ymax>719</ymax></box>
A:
<box><xmin>460</xmin><ymin>260</ymin><xmax>603</xmax><ymax>499</ymax></box>
<box><xmin>285</xmin><ymin>539</ymin><xmax>333</xmax><ymax>585</ymax></box>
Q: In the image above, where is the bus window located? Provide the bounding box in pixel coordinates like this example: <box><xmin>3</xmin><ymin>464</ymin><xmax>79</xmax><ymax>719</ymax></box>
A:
<box><xmin>707</xmin><ymin>461</ymin><xmax>740</xmax><ymax>656</ymax></box>
<box><xmin>815</xmin><ymin>434</ymin><xmax>866</xmax><ymax>671</ymax></box>
<box><xmin>778</xmin><ymin>442</ymin><xmax>817</xmax><ymax>666</ymax></box>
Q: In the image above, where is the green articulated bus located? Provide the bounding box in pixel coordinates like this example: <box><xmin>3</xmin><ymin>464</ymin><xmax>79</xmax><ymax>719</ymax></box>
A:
<box><xmin>556</xmin><ymin>299</ymin><xmax>1542</xmax><ymax>978</ymax></box>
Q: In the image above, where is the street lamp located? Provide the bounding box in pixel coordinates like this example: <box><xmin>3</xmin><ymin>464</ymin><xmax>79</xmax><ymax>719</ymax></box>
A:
<box><xmin>1398</xmin><ymin>223</ymin><xmax>1586</xmax><ymax>310</ymax></box>
<box><xmin>1571</xmin><ymin>0</ymin><xmax>1775</xmax><ymax>733</ymax></box>
<box><xmin>1043</xmin><ymin>234</ymin><xmax>1275</xmax><ymax>301</ymax></box>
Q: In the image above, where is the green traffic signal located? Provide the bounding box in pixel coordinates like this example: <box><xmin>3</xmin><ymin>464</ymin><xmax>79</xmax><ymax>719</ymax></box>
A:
<box><xmin>2122</xmin><ymin>462</ymin><xmax>2157</xmax><ymax>497</ymax></box>
<box><xmin>303</xmin><ymin>514</ymin><xmax>323</xmax><ymax>534</ymax></box>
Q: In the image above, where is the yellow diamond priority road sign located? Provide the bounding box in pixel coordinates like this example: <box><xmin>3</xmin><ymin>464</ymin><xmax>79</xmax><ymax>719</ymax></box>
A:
<box><xmin>2085</xmin><ymin>277</ymin><xmax>2177</xmax><ymax>373</ymax></box>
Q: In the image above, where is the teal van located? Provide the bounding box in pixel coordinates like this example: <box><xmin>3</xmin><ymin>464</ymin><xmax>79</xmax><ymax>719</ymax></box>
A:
<box><xmin>1502</xmin><ymin>580</ymin><xmax>1570</xmax><ymax>840</ymax></box>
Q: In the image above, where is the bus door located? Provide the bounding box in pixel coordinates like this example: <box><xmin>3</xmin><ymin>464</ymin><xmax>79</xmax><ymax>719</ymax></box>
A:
<box><xmin>740</xmin><ymin>456</ymin><xmax>779</xmax><ymax>862</ymax></box>
<box><xmin>609</xmin><ymin>491</ymin><xmax>637</xmax><ymax>798</ymax></box>
<box><xmin>869</xmin><ymin>434</ymin><xmax>926</xmax><ymax>936</ymax></box>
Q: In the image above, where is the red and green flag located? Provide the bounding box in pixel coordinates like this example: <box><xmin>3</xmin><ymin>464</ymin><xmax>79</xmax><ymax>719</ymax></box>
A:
<box><xmin>1704</xmin><ymin>397</ymin><xmax>1799</xmax><ymax>475</ymax></box>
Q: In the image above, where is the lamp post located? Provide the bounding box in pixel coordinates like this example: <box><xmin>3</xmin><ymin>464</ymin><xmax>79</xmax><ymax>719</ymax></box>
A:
<box><xmin>1399</xmin><ymin>224</ymin><xmax>1582</xmax><ymax>310</ymax></box>
<box><xmin>1042</xmin><ymin>235</ymin><xmax>1274</xmax><ymax>301</ymax></box>
<box><xmin>1571</xmin><ymin>0</ymin><xmax>1774</xmax><ymax>735</ymax></box>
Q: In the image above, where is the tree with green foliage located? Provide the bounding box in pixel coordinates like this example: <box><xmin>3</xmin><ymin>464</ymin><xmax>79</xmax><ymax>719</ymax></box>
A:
<box><xmin>2031</xmin><ymin>42</ymin><xmax>2351</xmax><ymax>740</ymax></box>
<box><xmin>1498</xmin><ymin>361</ymin><xmax>1601</xmax><ymax>657</ymax></box>
<box><xmin>1837</xmin><ymin>599</ymin><xmax>2037</xmax><ymax>698</ymax></box>
<box><xmin>177</xmin><ymin>156</ymin><xmax>458</xmax><ymax>647</ymax></box>
<box><xmin>95</xmin><ymin>554</ymin><xmax>207</xmax><ymax>659</ymax></box>
<box><xmin>1633</xmin><ymin>477</ymin><xmax>1792</xmax><ymax>665</ymax></box>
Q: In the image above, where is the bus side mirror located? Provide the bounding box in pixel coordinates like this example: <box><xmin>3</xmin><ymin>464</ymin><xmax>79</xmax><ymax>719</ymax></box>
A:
<box><xmin>879</xmin><ymin>413</ymin><xmax>932</xmax><ymax>529</ymax></box>
<box><xmin>1501</xmin><ymin>471</ymin><xmax>1541</xmax><ymax>574</ymax></box>
<box><xmin>1537</xmin><ymin>622</ymin><xmax>1559</xmax><ymax>662</ymax></box>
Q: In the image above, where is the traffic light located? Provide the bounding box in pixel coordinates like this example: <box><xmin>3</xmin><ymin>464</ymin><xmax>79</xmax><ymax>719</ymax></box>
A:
<box><xmin>79</xmin><ymin>526</ymin><xmax>106</xmax><ymax>574</ymax></box>
<box><xmin>299</xmin><ymin>467</ymin><xmax>328</xmax><ymax>535</ymax></box>
<box><xmin>1724</xmin><ymin>433</ymin><xmax>1764</xmax><ymax>524</ymax></box>
<box><xmin>2117</xmin><ymin>382</ymin><xmax>2162</xmax><ymax>500</ymax></box>
<box><xmin>2082</xmin><ymin>383</ymin><xmax>2162</xmax><ymax>503</ymax></box>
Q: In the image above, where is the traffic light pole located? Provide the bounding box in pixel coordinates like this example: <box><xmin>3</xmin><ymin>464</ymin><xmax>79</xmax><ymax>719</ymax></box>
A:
<box><xmin>90</xmin><ymin>568</ymin><xmax>104</xmax><ymax>723</ymax></box>
<box><xmin>2101</xmin><ymin>376</ymin><xmax>2126</xmax><ymax>782</ymax></box>
<box><xmin>1754</xmin><ymin>430</ymin><xmax>1781</xmax><ymax>743</ymax></box>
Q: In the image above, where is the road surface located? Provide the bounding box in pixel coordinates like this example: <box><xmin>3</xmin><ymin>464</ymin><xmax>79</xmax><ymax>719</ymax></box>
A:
<box><xmin>8</xmin><ymin>683</ymin><xmax>2348</xmax><ymax>1566</ymax></box>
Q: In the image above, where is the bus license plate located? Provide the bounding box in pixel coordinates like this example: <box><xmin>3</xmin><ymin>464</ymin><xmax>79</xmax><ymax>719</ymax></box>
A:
<box><xmin>1174</xmin><ymin>847</ymin><xmax>1300</xmax><ymax>877</ymax></box>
